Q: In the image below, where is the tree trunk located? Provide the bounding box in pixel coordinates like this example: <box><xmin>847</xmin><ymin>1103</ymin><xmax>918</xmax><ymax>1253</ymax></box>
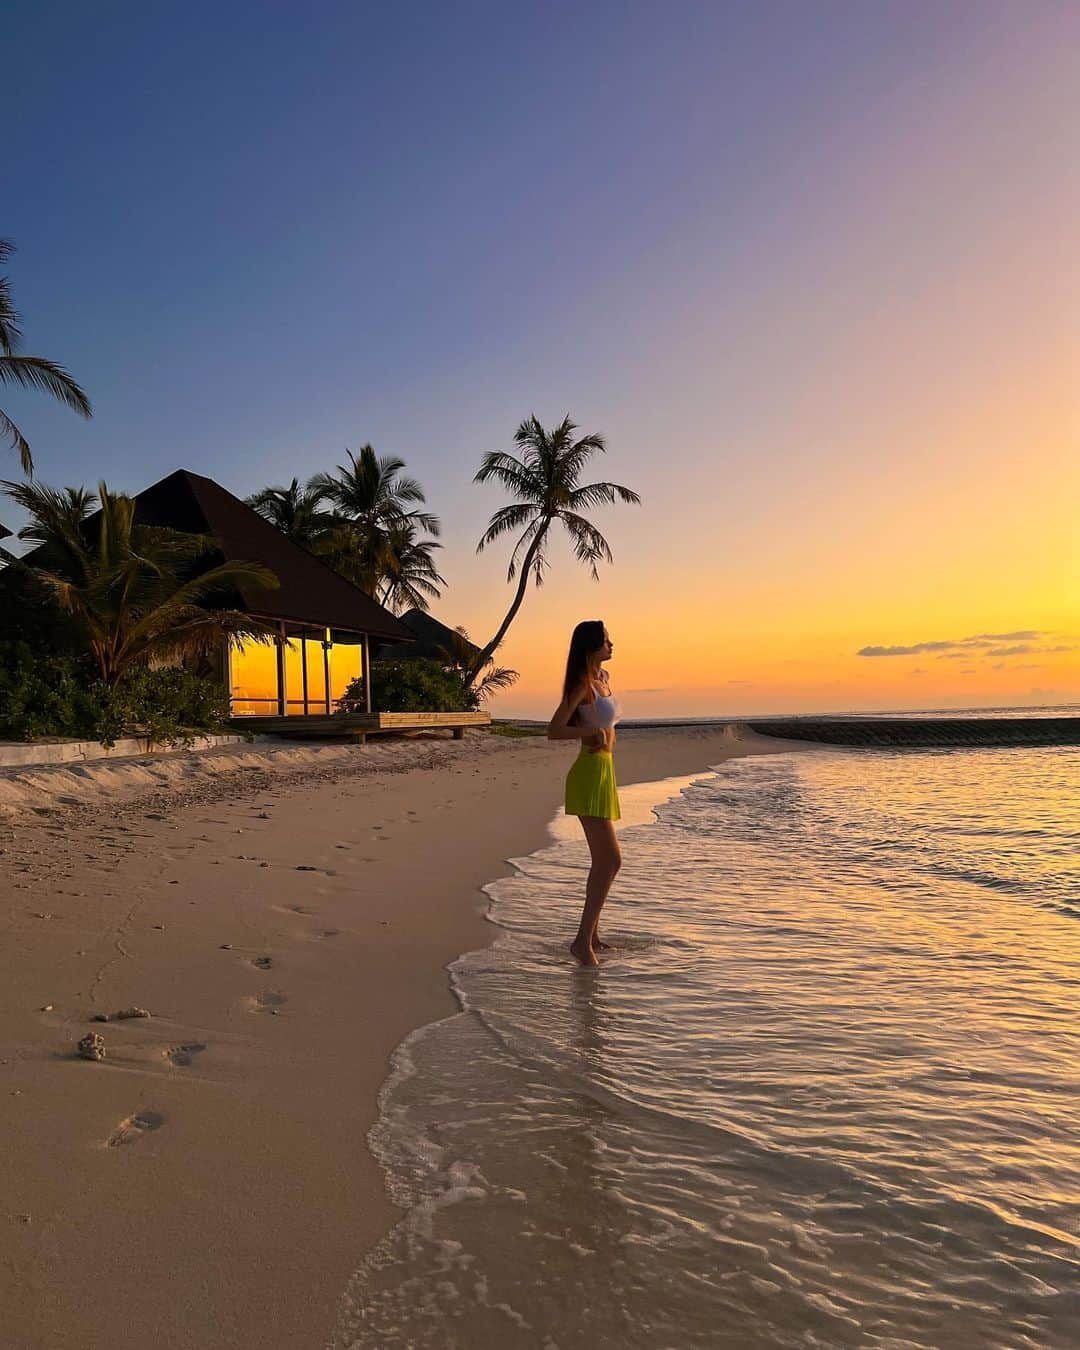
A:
<box><xmin>464</xmin><ymin>523</ymin><xmax>548</xmax><ymax>689</ymax></box>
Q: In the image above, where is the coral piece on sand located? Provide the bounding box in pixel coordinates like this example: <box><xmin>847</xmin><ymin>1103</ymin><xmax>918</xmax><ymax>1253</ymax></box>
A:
<box><xmin>78</xmin><ymin>1033</ymin><xmax>106</xmax><ymax>1061</ymax></box>
<box><xmin>116</xmin><ymin>1007</ymin><xmax>151</xmax><ymax>1020</ymax></box>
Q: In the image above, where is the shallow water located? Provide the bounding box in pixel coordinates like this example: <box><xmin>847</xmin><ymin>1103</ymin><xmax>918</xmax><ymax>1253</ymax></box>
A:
<box><xmin>333</xmin><ymin>746</ymin><xmax>1079</xmax><ymax>1349</ymax></box>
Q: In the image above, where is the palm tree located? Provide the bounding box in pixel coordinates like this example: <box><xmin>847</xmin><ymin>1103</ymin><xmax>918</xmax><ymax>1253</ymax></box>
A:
<box><xmin>3</xmin><ymin>479</ymin><xmax>279</xmax><ymax>686</ymax></box>
<box><xmin>0</xmin><ymin>240</ymin><xmax>92</xmax><ymax>475</ymax></box>
<box><xmin>312</xmin><ymin>444</ymin><xmax>440</xmax><ymax>597</ymax></box>
<box><xmin>377</xmin><ymin>517</ymin><xmax>446</xmax><ymax>613</ymax></box>
<box><xmin>435</xmin><ymin>625</ymin><xmax>519</xmax><ymax>708</ymax></box>
<box><xmin>246</xmin><ymin>477</ymin><xmax>334</xmax><ymax>551</ymax></box>
<box><xmin>468</xmin><ymin>415</ymin><xmax>640</xmax><ymax>687</ymax></box>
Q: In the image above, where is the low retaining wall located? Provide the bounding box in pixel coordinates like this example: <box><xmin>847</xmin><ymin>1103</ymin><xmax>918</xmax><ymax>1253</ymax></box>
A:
<box><xmin>746</xmin><ymin>717</ymin><xmax>1080</xmax><ymax>749</ymax></box>
<box><xmin>0</xmin><ymin>733</ymin><xmax>248</xmax><ymax>770</ymax></box>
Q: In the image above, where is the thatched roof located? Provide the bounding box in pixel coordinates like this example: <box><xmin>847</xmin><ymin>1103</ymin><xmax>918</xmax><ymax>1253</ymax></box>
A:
<box><xmin>373</xmin><ymin>608</ymin><xmax>481</xmax><ymax>663</ymax></box>
<box><xmin>0</xmin><ymin>520</ymin><xmax>12</xmax><ymax>540</ymax></box>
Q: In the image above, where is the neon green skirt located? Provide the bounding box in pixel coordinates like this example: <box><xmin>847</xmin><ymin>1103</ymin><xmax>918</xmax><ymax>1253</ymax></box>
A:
<box><xmin>565</xmin><ymin>748</ymin><xmax>621</xmax><ymax>820</ymax></box>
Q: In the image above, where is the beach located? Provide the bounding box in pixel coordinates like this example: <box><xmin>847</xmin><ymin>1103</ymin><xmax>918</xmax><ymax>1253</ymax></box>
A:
<box><xmin>1</xmin><ymin>724</ymin><xmax>794</xmax><ymax>1350</ymax></box>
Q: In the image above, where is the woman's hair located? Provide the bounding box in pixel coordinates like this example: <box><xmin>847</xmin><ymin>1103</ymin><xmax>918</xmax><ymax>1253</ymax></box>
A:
<box><xmin>562</xmin><ymin>619</ymin><xmax>606</xmax><ymax>723</ymax></box>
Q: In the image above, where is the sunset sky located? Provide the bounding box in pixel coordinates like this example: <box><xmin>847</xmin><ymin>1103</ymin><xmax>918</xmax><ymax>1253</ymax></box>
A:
<box><xmin>5</xmin><ymin>1</ymin><xmax>1077</xmax><ymax>718</ymax></box>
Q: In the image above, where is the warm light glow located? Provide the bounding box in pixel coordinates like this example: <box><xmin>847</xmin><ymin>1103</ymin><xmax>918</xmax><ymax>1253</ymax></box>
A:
<box><xmin>229</xmin><ymin>639</ymin><xmax>279</xmax><ymax>715</ymax></box>
<box><xmin>229</xmin><ymin>630</ymin><xmax>365</xmax><ymax>715</ymax></box>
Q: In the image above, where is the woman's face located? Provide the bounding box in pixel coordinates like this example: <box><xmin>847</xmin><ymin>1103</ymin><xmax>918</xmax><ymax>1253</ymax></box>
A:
<box><xmin>598</xmin><ymin>628</ymin><xmax>614</xmax><ymax>662</ymax></box>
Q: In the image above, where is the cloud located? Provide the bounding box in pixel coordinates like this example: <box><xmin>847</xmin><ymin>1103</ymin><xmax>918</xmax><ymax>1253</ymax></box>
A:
<box><xmin>859</xmin><ymin>642</ymin><xmax>955</xmax><ymax>657</ymax></box>
<box><xmin>626</xmin><ymin>687</ymin><xmax>669</xmax><ymax>694</ymax></box>
<box><xmin>726</xmin><ymin>679</ymin><xmax>751</xmax><ymax>685</ymax></box>
<box><xmin>910</xmin><ymin>668</ymin><xmax>928</xmax><ymax>675</ymax></box>
<box><xmin>859</xmin><ymin>630</ymin><xmax>1072</xmax><ymax>660</ymax></box>
<box><xmin>959</xmin><ymin>668</ymin><xmax>976</xmax><ymax>675</ymax></box>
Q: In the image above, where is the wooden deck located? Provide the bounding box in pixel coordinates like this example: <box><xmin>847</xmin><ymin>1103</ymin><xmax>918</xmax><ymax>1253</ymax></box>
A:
<box><xmin>231</xmin><ymin>710</ymin><xmax>492</xmax><ymax>743</ymax></box>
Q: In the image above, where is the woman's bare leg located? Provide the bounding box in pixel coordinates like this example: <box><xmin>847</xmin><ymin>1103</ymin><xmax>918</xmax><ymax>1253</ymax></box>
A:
<box><xmin>570</xmin><ymin>816</ymin><xmax>622</xmax><ymax>966</ymax></box>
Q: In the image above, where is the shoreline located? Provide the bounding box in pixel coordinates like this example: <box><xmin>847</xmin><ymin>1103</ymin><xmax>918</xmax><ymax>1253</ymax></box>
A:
<box><xmin>1</xmin><ymin>725</ymin><xmax>807</xmax><ymax>1350</ymax></box>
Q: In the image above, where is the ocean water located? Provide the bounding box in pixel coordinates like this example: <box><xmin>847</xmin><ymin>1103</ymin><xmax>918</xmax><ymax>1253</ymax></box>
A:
<box><xmin>332</xmin><ymin>745</ymin><xmax>1079</xmax><ymax>1349</ymax></box>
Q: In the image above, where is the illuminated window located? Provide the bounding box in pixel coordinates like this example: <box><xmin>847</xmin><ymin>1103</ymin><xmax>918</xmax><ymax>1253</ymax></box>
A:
<box><xmin>229</xmin><ymin>629</ymin><xmax>366</xmax><ymax>715</ymax></box>
<box><xmin>229</xmin><ymin>638</ymin><xmax>280</xmax><ymax>715</ymax></box>
<box><xmin>329</xmin><ymin>635</ymin><xmax>363</xmax><ymax>710</ymax></box>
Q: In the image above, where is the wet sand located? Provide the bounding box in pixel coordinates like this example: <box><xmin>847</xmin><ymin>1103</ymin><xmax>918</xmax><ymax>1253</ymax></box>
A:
<box><xmin>1</xmin><ymin>724</ymin><xmax>801</xmax><ymax>1350</ymax></box>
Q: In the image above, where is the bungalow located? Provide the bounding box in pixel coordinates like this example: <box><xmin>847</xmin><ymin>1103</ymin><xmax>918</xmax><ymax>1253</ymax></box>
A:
<box><xmin>372</xmin><ymin>608</ymin><xmax>481</xmax><ymax>666</ymax></box>
<box><xmin>123</xmin><ymin>469</ymin><xmax>414</xmax><ymax>717</ymax></box>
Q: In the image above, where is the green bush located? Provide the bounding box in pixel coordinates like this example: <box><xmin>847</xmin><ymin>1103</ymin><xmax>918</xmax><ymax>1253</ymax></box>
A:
<box><xmin>346</xmin><ymin>659</ymin><xmax>469</xmax><ymax>714</ymax></box>
<box><xmin>0</xmin><ymin>642</ymin><xmax>101</xmax><ymax>740</ymax></box>
<box><xmin>0</xmin><ymin>643</ymin><xmax>231</xmax><ymax>746</ymax></box>
<box><xmin>93</xmin><ymin>666</ymin><xmax>232</xmax><ymax>748</ymax></box>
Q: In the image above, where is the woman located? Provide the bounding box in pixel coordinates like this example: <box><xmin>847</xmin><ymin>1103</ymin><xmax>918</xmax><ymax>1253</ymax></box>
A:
<box><xmin>547</xmin><ymin>620</ymin><xmax>622</xmax><ymax>966</ymax></box>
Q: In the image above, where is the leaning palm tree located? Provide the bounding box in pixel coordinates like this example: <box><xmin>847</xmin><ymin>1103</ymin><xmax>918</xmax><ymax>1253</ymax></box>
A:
<box><xmin>246</xmin><ymin>477</ymin><xmax>335</xmax><ymax>551</ymax></box>
<box><xmin>312</xmin><ymin>444</ymin><xmax>440</xmax><ymax>597</ymax></box>
<box><xmin>467</xmin><ymin>415</ymin><xmax>640</xmax><ymax>687</ymax></box>
<box><xmin>435</xmin><ymin>625</ymin><xmax>519</xmax><ymax>708</ymax></box>
<box><xmin>0</xmin><ymin>240</ymin><xmax>92</xmax><ymax>475</ymax></box>
<box><xmin>3</xmin><ymin>479</ymin><xmax>279</xmax><ymax>686</ymax></box>
<box><xmin>377</xmin><ymin>517</ymin><xmax>446</xmax><ymax>613</ymax></box>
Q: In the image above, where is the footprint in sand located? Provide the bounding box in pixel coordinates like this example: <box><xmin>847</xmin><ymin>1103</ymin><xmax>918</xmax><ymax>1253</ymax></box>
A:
<box><xmin>277</xmin><ymin>903</ymin><xmax>318</xmax><ymax>916</ymax></box>
<box><xmin>251</xmin><ymin>955</ymin><xmax>273</xmax><ymax>970</ymax></box>
<box><xmin>107</xmin><ymin>1110</ymin><xmax>165</xmax><ymax>1147</ymax></box>
<box><xmin>163</xmin><ymin>1044</ymin><xmax>206</xmax><ymax>1067</ymax></box>
<box><xmin>316</xmin><ymin>929</ymin><xmax>341</xmax><ymax>940</ymax></box>
<box><xmin>248</xmin><ymin>991</ymin><xmax>288</xmax><ymax>1014</ymax></box>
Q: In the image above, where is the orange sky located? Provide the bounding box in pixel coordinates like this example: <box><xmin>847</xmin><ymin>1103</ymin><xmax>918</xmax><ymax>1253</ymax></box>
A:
<box><xmin>430</xmin><ymin>13</ymin><xmax>1079</xmax><ymax>719</ymax></box>
<box><xmin>6</xmin><ymin>3</ymin><xmax>1077</xmax><ymax>721</ymax></box>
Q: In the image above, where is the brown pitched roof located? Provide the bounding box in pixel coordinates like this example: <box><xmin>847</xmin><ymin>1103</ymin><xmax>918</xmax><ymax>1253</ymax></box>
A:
<box><xmin>373</xmin><ymin>608</ymin><xmax>480</xmax><ymax>662</ymax></box>
<box><xmin>132</xmin><ymin>469</ymin><xmax>412</xmax><ymax>641</ymax></box>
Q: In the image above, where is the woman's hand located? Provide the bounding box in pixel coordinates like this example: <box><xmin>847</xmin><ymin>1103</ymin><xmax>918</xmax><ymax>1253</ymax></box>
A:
<box><xmin>586</xmin><ymin>726</ymin><xmax>615</xmax><ymax>753</ymax></box>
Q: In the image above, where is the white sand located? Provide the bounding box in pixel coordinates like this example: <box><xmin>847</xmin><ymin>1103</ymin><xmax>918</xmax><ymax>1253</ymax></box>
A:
<box><xmin>0</xmin><ymin>724</ymin><xmax>804</xmax><ymax>1349</ymax></box>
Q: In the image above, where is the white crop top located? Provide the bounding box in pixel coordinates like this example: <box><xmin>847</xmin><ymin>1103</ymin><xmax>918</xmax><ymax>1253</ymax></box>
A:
<box><xmin>577</xmin><ymin>682</ymin><xmax>622</xmax><ymax>730</ymax></box>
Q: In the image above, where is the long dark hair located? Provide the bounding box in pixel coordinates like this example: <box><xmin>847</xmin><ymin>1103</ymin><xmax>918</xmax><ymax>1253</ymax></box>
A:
<box><xmin>562</xmin><ymin>619</ymin><xmax>606</xmax><ymax>723</ymax></box>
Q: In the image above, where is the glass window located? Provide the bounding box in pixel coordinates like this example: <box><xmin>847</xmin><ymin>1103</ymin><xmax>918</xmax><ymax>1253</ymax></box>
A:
<box><xmin>283</xmin><ymin>636</ymin><xmax>306</xmax><ymax>715</ymax></box>
<box><xmin>229</xmin><ymin>638</ymin><xmax>280</xmax><ymax>716</ymax></box>
<box><xmin>329</xmin><ymin>636</ymin><xmax>363</xmax><ymax>710</ymax></box>
<box><xmin>305</xmin><ymin>632</ymin><xmax>328</xmax><ymax>713</ymax></box>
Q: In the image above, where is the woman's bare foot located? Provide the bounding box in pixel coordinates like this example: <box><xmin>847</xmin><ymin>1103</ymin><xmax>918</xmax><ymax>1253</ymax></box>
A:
<box><xmin>570</xmin><ymin>937</ymin><xmax>599</xmax><ymax>967</ymax></box>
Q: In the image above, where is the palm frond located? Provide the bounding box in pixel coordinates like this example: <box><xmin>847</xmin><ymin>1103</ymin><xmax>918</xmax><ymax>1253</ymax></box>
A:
<box><xmin>476</xmin><ymin>501</ymin><xmax>538</xmax><ymax>554</ymax></box>
<box><xmin>0</xmin><ymin>355</ymin><xmax>92</xmax><ymax>418</ymax></box>
<box><xmin>557</xmin><ymin>432</ymin><xmax>608</xmax><ymax>484</ymax></box>
<box><xmin>559</xmin><ymin>511</ymin><xmax>613</xmax><ymax>581</ymax></box>
<box><xmin>0</xmin><ymin>407</ymin><xmax>32</xmax><ymax>474</ymax></box>
<box><xmin>504</xmin><ymin>516</ymin><xmax>543</xmax><ymax>582</ymax></box>
<box><xmin>473</xmin><ymin>450</ymin><xmax>538</xmax><ymax>499</ymax></box>
<box><xmin>473</xmin><ymin>665</ymin><xmax>520</xmax><ymax>701</ymax></box>
<box><xmin>565</xmin><ymin>479</ymin><xmax>642</xmax><ymax>511</ymax></box>
<box><xmin>0</xmin><ymin>239</ymin><xmax>23</xmax><ymax>356</ymax></box>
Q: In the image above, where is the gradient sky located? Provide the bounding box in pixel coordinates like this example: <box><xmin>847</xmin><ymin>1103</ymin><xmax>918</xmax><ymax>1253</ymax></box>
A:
<box><xmin>4</xmin><ymin>0</ymin><xmax>1077</xmax><ymax>717</ymax></box>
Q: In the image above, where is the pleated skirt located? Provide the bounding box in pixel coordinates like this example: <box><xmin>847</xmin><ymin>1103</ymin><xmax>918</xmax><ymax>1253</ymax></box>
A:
<box><xmin>564</xmin><ymin>748</ymin><xmax>621</xmax><ymax>820</ymax></box>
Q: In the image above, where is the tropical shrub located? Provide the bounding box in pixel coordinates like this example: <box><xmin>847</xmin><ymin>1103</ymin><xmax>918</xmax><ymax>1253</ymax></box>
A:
<box><xmin>92</xmin><ymin>666</ymin><xmax>232</xmax><ymax>747</ymax></box>
<box><xmin>0</xmin><ymin>642</ymin><xmax>100</xmax><ymax>740</ymax></box>
<box><xmin>345</xmin><ymin>659</ymin><xmax>469</xmax><ymax>714</ymax></box>
<box><xmin>0</xmin><ymin>642</ymin><xmax>231</xmax><ymax>746</ymax></box>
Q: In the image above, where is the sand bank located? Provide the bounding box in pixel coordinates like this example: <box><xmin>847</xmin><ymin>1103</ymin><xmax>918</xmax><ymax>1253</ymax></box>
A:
<box><xmin>1</xmin><ymin>724</ymin><xmax>804</xmax><ymax>1350</ymax></box>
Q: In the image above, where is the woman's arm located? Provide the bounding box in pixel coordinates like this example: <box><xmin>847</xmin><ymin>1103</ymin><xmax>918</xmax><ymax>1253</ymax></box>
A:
<box><xmin>547</xmin><ymin>682</ymin><xmax>600</xmax><ymax>742</ymax></box>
